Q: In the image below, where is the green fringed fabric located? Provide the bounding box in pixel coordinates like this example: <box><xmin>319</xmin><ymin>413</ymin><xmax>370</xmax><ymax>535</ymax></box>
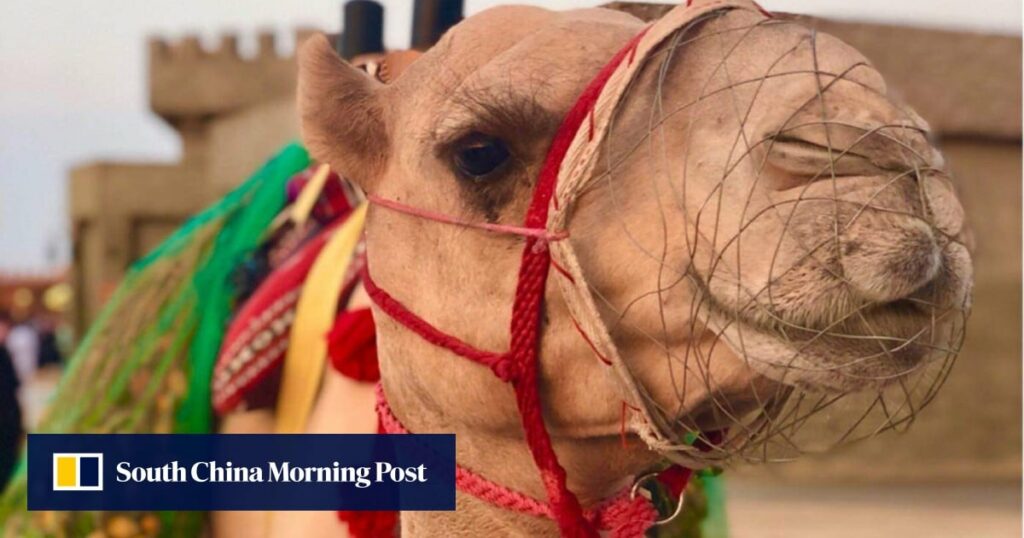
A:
<box><xmin>176</xmin><ymin>144</ymin><xmax>310</xmax><ymax>434</ymax></box>
<box><xmin>0</xmin><ymin>144</ymin><xmax>309</xmax><ymax>537</ymax></box>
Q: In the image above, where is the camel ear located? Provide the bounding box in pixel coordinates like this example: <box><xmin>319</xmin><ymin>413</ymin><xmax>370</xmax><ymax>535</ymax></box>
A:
<box><xmin>298</xmin><ymin>34</ymin><xmax>389</xmax><ymax>189</ymax></box>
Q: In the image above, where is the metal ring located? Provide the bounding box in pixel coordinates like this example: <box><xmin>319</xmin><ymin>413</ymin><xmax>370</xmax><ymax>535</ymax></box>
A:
<box><xmin>629</xmin><ymin>472</ymin><xmax>687</xmax><ymax>526</ymax></box>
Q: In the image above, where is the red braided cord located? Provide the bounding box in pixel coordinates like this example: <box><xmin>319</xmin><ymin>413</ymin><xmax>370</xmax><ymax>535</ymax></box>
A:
<box><xmin>362</xmin><ymin>267</ymin><xmax>517</xmax><ymax>382</ymax></box>
<box><xmin>375</xmin><ymin>384</ymin><xmax>552</xmax><ymax>517</ymax></box>
<box><xmin>375</xmin><ymin>383</ymin><xmax>659</xmax><ymax>535</ymax></box>
<box><xmin>499</xmin><ymin>26</ymin><xmax>651</xmax><ymax>538</ymax></box>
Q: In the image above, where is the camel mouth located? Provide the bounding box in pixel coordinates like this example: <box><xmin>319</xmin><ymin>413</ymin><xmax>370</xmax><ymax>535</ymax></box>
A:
<box><xmin>779</xmin><ymin>296</ymin><xmax>941</xmax><ymax>344</ymax></box>
<box><xmin>699</xmin><ymin>268</ymin><xmax>963</xmax><ymax>393</ymax></box>
<box><xmin>689</xmin><ymin>174</ymin><xmax>974</xmax><ymax>393</ymax></box>
<box><xmin>686</xmin><ymin>279</ymin><xmax>964</xmax><ymax>456</ymax></box>
<box><xmin>647</xmin><ymin>259</ymin><xmax>968</xmax><ymax>463</ymax></box>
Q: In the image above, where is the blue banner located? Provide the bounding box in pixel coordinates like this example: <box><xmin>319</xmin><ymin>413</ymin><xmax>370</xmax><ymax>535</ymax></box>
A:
<box><xmin>28</xmin><ymin>434</ymin><xmax>455</xmax><ymax>511</ymax></box>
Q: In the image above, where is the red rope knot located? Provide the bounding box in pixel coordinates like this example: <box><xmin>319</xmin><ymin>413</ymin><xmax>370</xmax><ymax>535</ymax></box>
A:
<box><xmin>592</xmin><ymin>494</ymin><xmax>659</xmax><ymax>538</ymax></box>
<box><xmin>530</xmin><ymin>229</ymin><xmax>570</xmax><ymax>255</ymax></box>
<box><xmin>488</xmin><ymin>353</ymin><xmax>519</xmax><ymax>382</ymax></box>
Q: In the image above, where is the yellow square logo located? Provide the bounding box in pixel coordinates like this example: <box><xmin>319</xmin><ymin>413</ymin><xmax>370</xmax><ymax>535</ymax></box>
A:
<box><xmin>52</xmin><ymin>453</ymin><xmax>103</xmax><ymax>491</ymax></box>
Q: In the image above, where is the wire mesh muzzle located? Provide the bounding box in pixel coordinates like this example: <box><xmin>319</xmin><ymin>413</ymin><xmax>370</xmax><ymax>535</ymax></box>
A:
<box><xmin>548</xmin><ymin>3</ymin><xmax>970</xmax><ymax>467</ymax></box>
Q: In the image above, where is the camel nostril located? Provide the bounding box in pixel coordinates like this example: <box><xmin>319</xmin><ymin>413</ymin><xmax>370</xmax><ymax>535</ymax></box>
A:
<box><xmin>839</xmin><ymin>220</ymin><xmax>942</xmax><ymax>303</ymax></box>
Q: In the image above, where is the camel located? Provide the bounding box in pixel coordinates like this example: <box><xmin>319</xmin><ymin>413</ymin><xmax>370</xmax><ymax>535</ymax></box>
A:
<box><xmin>223</xmin><ymin>0</ymin><xmax>972</xmax><ymax>536</ymax></box>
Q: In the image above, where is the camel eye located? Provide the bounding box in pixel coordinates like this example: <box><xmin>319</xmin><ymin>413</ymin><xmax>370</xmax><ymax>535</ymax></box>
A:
<box><xmin>452</xmin><ymin>134</ymin><xmax>510</xmax><ymax>179</ymax></box>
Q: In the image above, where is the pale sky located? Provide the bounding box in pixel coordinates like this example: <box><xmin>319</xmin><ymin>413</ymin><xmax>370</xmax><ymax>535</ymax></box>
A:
<box><xmin>0</xmin><ymin>0</ymin><xmax>1020</xmax><ymax>273</ymax></box>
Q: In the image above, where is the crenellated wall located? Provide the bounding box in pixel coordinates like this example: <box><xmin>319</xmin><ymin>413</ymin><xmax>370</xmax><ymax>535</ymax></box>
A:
<box><xmin>148</xmin><ymin>30</ymin><xmax>314</xmax><ymax>125</ymax></box>
<box><xmin>69</xmin><ymin>29</ymin><xmax>314</xmax><ymax>331</ymax></box>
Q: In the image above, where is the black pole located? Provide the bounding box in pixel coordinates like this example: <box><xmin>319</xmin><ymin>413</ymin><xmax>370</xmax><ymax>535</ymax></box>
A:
<box><xmin>411</xmin><ymin>0</ymin><xmax>464</xmax><ymax>50</ymax></box>
<box><xmin>340</xmin><ymin>0</ymin><xmax>385</xmax><ymax>59</ymax></box>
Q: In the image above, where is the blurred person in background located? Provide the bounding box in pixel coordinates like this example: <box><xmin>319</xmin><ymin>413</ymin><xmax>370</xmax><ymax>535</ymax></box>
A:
<box><xmin>0</xmin><ymin>311</ymin><xmax>24</xmax><ymax>489</ymax></box>
<box><xmin>5</xmin><ymin>289</ymin><xmax>39</xmax><ymax>384</ymax></box>
<box><xmin>40</xmin><ymin>283</ymin><xmax>73</xmax><ymax>369</ymax></box>
<box><xmin>35</xmin><ymin>315</ymin><xmax>63</xmax><ymax>370</ymax></box>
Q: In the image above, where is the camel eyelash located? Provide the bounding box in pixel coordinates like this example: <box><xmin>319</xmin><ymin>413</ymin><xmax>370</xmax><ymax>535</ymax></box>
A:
<box><xmin>434</xmin><ymin>89</ymin><xmax>559</xmax><ymax>154</ymax></box>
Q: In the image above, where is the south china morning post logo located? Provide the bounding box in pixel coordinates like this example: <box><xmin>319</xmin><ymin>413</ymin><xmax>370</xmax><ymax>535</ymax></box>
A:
<box><xmin>113</xmin><ymin>459</ymin><xmax>426</xmax><ymax>487</ymax></box>
<box><xmin>28</xmin><ymin>433</ymin><xmax>455</xmax><ymax>511</ymax></box>
<box><xmin>52</xmin><ymin>453</ymin><xmax>103</xmax><ymax>491</ymax></box>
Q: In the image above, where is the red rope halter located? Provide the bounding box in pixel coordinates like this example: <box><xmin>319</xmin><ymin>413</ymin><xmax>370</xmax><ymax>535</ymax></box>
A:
<box><xmin>359</xmin><ymin>0</ymin><xmax>754</xmax><ymax>529</ymax></box>
<box><xmin>363</xmin><ymin>27</ymin><xmax>652</xmax><ymax>537</ymax></box>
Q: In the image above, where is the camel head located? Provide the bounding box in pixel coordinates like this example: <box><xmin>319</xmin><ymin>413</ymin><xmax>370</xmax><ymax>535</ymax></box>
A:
<box><xmin>298</xmin><ymin>0</ymin><xmax>971</xmax><ymax>486</ymax></box>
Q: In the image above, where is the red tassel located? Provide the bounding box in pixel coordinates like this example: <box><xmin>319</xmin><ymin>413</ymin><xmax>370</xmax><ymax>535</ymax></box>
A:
<box><xmin>327</xmin><ymin>308</ymin><xmax>380</xmax><ymax>382</ymax></box>
<box><xmin>336</xmin><ymin>510</ymin><xmax>398</xmax><ymax>538</ymax></box>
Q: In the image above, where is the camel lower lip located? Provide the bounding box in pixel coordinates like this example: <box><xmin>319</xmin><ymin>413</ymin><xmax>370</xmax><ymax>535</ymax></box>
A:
<box><xmin>866</xmin><ymin>298</ymin><xmax>929</xmax><ymax>319</ymax></box>
<box><xmin>702</xmin><ymin>286</ymin><xmax>954</xmax><ymax>390</ymax></box>
<box><xmin>726</xmin><ymin>294</ymin><xmax>936</xmax><ymax>345</ymax></box>
<box><xmin>697</xmin><ymin>269</ymin><xmax>938</xmax><ymax>342</ymax></box>
<box><xmin>793</xmin><ymin>299</ymin><xmax>933</xmax><ymax>339</ymax></box>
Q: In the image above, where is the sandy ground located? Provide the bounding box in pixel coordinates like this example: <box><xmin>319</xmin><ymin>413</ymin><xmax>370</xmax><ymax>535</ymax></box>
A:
<box><xmin>727</xmin><ymin>481</ymin><xmax>1022</xmax><ymax>538</ymax></box>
